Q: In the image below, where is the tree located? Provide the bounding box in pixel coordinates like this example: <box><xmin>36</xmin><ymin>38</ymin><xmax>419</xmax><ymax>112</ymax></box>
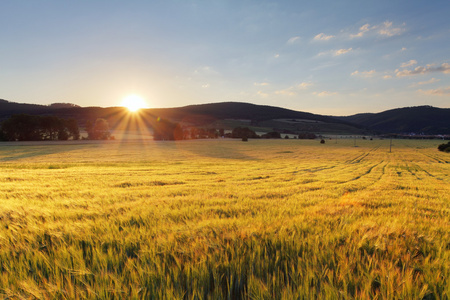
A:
<box><xmin>153</xmin><ymin>118</ymin><xmax>183</xmax><ymax>141</ymax></box>
<box><xmin>438</xmin><ymin>141</ymin><xmax>450</xmax><ymax>153</ymax></box>
<box><xmin>87</xmin><ymin>118</ymin><xmax>111</xmax><ymax>140</ymax></box>
<box><xmin>40</xmin><ymin>116</ymin><xmax>62</xmax><ymax>140</ymax></box>
<box><xmin>66</xmin><ymin>119</ymin><xmax>80</xmax><ymax>140</ymax></box>
<box><xmin>231</xmin><ymin>127</ymin><xmax>259</xmax><ymax>139</ymax></box>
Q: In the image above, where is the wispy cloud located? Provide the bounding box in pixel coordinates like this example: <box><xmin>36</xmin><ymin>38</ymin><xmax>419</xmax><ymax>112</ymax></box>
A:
<box><xmin>313</xmin><ymin>33</ymin><xmax>334</xmax><ymax>41</ymax></box>
<box><xmin>396</xmin><ymin>63</ymin><xmax>450</xmax><ymax>77</ymax></box>
<box><xmin>350</xmin><ymin>21</ymin><xmax>405</xmax><ymax>39</ymax></box>
<box><xmin>275</xmin><ymin>89</ymin><xmax>296</xmax><ymax>96</ymax></box>
<box><xmin>313</xmin><ymin>91</ymin><xmax>338</xmax><ymax>97</ymax></box>
<box><xmin>418</xmin><ymin>87</ymin><xmax>450</xmax><ymax>95</ymax></box>
<box><xmin>350</xmin><ymin>23</ymin><xmax>371</xmax><ymax>38</ymax></box>
<box><xmin>378</xmin><ymin>21</ymin><xmax>405</xmax><ymax>37</ymax></box>
<box><xmin>201</xmin><ymin>83</ymin><xmax>210</xmax><ymax>88</ymax></box>
<box><xmin>318</xmin><ymin>48</ymin><xmax>353</xmax><ymax>57</ymax></box>
<box><xmin>400</xmin><ymin>60</ymin><xmax>418</xmax><ymax>68</ymax></box>
<box><xmin>410</xmin><ymin>78</ymin><xmax>440</xmax><ymax>87</ymax></box>
<box><xmin>297</xmin><ymin>82</ymin><xmax>313</xmax><ymax>89</ymax></box>
<box><xmin>334</xmin><ymin>48</ymin><xmax>353</xmax><ymax>56</ymax></box>
<box><xmin>254</xmin><ymin>82</ymin><xmax>270</xmax><ymax>86</ymax></box>
<box><xmin>287</xmin><ymin>36</ymin><xmax>301</xmax><ymax>44</ymax></box>
<box><xmin>351</xmin><ymin>70</ymin><xmax>376</xmax><ymax>78</ymax></box>
<box><xmin>274</xmin><ymin>82</ymin><xmax>313</xmax><ymax>96</ymax></box>
<box><xmin>257</xmin><ymin>91</ymin><xmax>269</xmax><ymax>98</ymax></box>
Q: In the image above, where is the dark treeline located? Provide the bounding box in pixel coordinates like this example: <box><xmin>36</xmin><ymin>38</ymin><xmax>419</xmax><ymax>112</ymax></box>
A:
<box><xmin>0</xmin><ymin>114</ymin><xmax>318</xmax><ymax>142</ymax></box>
<box><xmin>227</xmin><ymin>127</ymin><xmax>316</xmax><ymax>140</ymax></box>
<box><xmin>0</xmin><ymin>114</ymin><xmax>80</xmax><ymax>141</ymax></box>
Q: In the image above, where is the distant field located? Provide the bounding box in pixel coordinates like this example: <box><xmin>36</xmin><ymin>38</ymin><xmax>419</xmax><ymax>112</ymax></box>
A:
<box><xmin>0</xmin><ymin>139</ymin><xmax>449</xmax><ymax>299</ymax></box>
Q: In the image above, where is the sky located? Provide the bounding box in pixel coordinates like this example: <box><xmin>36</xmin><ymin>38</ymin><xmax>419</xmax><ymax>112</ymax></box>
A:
<box><xmin>1</xmin><ymin>0</ymin><xmax>449</xmax><ymax>115</ymax></box>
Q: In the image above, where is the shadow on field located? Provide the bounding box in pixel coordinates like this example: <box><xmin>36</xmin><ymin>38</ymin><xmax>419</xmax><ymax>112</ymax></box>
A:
<box><xmin>153</xmin><ymin>140</ymin><xmax>258</xmax><ymax>160</ymax></box>
<box><xmin>0</xmin><ymin>144</ymin><xmax>96</xmax><ymax>162</ymax></box>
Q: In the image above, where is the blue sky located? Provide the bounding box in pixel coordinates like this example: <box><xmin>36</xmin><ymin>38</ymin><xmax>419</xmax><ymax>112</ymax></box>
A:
<box><xmin>1</xmin><ymin>0</ymin><xmax>449</xmax><ymax>115</ymax></box>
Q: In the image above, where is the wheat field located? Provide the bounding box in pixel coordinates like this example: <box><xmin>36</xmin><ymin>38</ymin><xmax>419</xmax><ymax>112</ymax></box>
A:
<box><xmin>0</xmin><ymin>139</ymin><xmax>449</xmax><ymax>299</ymax></box>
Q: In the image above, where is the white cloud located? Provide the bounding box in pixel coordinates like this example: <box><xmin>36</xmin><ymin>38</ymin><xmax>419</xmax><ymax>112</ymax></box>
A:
<box><xmin>287</xmin><ymin>36</ymin><xmax>301</xmax><ymax>44</ymax></box>
<box><xmin>400</xmin><ymin>60</ymin><xmax>418</xmax><ymax>68</ymax></box>
<box><xmin>297</xmin><ymin>82</ymin><xmax>313</xmax><ymax>89</ymax></box>
<box><xmin>257</xmin><ymin>91</ymin><xmax>269</xmax><ymax>98</ymax></box>
<box><xmin>313</xmin><ymin>33</ymin><xmax>334</xmax><ymax>41</ymax></box>
<box><xmin>274</xmin><ymin>82</ymin><xmax>313</xmax><ymax>96</ymax></box>
<box><xmin>313</xmin><ymin>91</ymin><xmax>338</xmax><ymax>97</ymax></box>
<box><xmin>334</xmin><ymin>48</ymin><xmax>353</xmax><ymax>56</ymax></box>
<box><xmin>351</xmin><ymin>70</ymin><xmax>376</xmax><ymax>78</ymax></box>
<box><xmin>254</xmin><ymin>82</ymin><xmax>270</xmax><ymax>86</ymax></box>
<box><xmin>350</xmin><ymin>21</ymin><xmax>405</xmax><ymax>39</ymax></box>
<box><xmin>396</xmin><ymin>63</ymin><xmax>450</xmax><ymax>77</ymax></box>
<box><xmin>410</xmin><ymin>78</ymin><xmax>440</xmax><ymax>87</ymax></box>
<box><xmin>202</xmin><ymin>83</ymin><xmax>210</xmax><ymax>88</ymax></box>
<box><xmin>350</xmin><ymin>23</ymin><xmax>371</xmax><ymax>38</ymax></box>
<box><xmin>274</xmin><ymin>53</ymin><xmax>280</xmax><ymax>58</ymax></box>
<box><xmin>418</xmin><ymin>87</ymin><xmax>450</xmax><ymax>95</ymax></box>
<box><xmin>275</xmin><ymin>89</ymin><xmax>296</xmax><ymax>96</ymax></box>
<box><xmin>383</xmin><ymin>75</ymin><xmax>393</xmax><ymax>79</ymax></box>
<box><xmin>417</xmin><ymin>78</ymin><xmax>440</xmax><ymax>85</ymax></box>
<box><xmin>378</xmin><ymin>21</ymin><xmax>405</xmax><ymax>37</ymax></box>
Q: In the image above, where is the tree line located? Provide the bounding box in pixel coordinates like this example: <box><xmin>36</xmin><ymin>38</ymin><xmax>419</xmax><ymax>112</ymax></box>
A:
<box><xmin>0</xmin><ymin>114</ymin><xmax>318</xmax><ymax>142</ymax></box>
<box><xmin>0</xmin><ymin>114</ymin><xmax>115</xmax><ymax>142</ymax></box>
<box><xmin>0</xmin><ymin>114</ymin><xmax>80</xmax><ymax>141</ymax></box>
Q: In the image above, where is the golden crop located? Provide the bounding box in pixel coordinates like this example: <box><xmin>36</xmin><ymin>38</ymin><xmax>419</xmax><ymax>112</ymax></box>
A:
<box><xmin>0</xmin><ymin>139</ymin><xmax>449</xmax><ymax>299</ymax></box>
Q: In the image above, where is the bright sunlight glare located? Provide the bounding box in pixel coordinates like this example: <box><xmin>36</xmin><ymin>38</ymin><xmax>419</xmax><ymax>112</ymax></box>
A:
<box><xmin>121</xmin><ymin>94</ymin><xmax>147</xmax><ymax>112</ymax></box>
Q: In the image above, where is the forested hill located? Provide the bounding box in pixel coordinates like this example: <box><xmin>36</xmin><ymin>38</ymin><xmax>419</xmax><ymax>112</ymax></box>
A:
<box><xmin>336</xmin><ymin>106</ymin><xmax>450</xmax><ymax>134</ymax></box>
<box><xmin>0</xmin><ymin>99</ymin><xmax>80</xmax><ymax>117</ymax></box>
<box><xmin>150</xmin><ymin>102</ymin><xmax>349</xmax><ymax>124</ymax></box>
<box><xmin>0</xmin><ymin>100</ymin><xmax>355</xmax><ymax>128</ymax></box>
<box><xmin>0</xmin><ymin>99</ymin><xmax>51</xmax><ymax>116</ymax></box>
<box><xmin>1</xmin><ymin>99</ymin><xmax>449</xmax><ymax>134</ymax></box>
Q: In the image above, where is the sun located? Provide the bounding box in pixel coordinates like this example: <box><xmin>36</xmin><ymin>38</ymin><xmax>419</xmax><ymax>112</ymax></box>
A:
<box><xmin>121</xmin><ymin>94</ymin><xmax>147</xmax><ymax>112</ymax></box>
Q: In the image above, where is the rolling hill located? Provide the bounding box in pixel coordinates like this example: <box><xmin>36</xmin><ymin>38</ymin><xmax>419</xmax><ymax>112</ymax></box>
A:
<box><xmin>1</xmin><ymin>99</ymin><xmax>449</xmax><ymax>135</ymax></box>
<box><xmin>337</xmin><ymin>106</ymin><xmax>450</xmax><ymax>134</ymax></box>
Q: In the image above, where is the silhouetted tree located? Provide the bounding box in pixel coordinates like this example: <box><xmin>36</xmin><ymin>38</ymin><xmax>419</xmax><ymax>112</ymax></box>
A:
<box><xmin>66</xmin><ymin>119</ymin><xmax>80</xmax><ymax>140</ymax></box>
<box><xmin>41</xmin><ymin>116</ymin><xmax>61</xmax><ymax>140</ymax></box>
<box><xmin>231</xmin><ymin>127</ymin><xmax>259</xmax><ymax>139</ymax></box>
<box><xmin>438</xmin><ymin>141</ymin><xmax>450</xmax><ymax>152</ymax></box>
<box><xmin>87</xmin><ymin>118</ymin><xmax>110</xmax><ymax>140</ymax></box>
<box><xmin>153</xmin><ymin>118</ymin><xmax>183</xmax><ymax>140</ymax></box>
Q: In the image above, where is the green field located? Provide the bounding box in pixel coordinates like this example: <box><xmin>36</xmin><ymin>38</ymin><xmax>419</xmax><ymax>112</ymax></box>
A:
<box><xmin>0</xmin><ymin>139</ymin><xmax>449</xmax><ymax>299</ymax></box>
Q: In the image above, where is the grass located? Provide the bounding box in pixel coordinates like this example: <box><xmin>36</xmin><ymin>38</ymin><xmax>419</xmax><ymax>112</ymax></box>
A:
<box><xmin>0</xmin><ymin>139</ymin><xmax>449</xmax><ymax>299</ymax></box>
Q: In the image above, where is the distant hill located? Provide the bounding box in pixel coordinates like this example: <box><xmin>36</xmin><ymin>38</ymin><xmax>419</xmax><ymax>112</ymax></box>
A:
<box><xmin>0</xmin><ymin>99</ymin><xmax>51</xmax><ymax>117</ymax></box>
<box><xmin>0</xmin><ymin>99</ymin><xmax>80</xmax><ymax>117</ymax></box>
<box><xmin>337</xmin><ymin>106</ymin><xmax>450</xmax><ymax>134</ymax></box>
<box><xmin>1</xmin><ymin>99</ymin><xmax>448</xmax><ymax>135</ymax></box>
<box><xmin>150</xmin><ymin>102</ymin><xmax>350</xmax><ymax>124</ymax></box>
